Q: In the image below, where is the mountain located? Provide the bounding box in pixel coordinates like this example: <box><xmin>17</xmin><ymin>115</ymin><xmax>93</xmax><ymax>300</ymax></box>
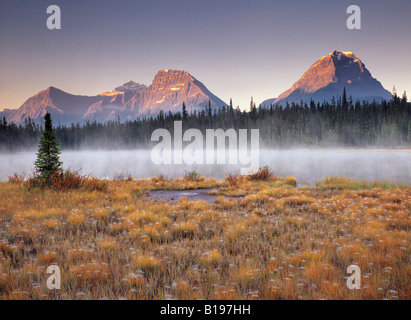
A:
<box><xmin>263</xmin><ymin>50</ymin><xmax>392</xmax><ymax>106</ymax></box>
<box><xmin>2</xmin><ymin>70</ymin><xmax>226</xmax><ymax>125</ymax></box>
<box><xmin>98</xmin><ymin>81</ymin><xmax>147</xmax><ymax>97</ymax></box>
<box><xmin>115</xmin><ymin>81</ymin><xmax>147</xmax><ymax>93</ymax></box>
<box><xmin>4</xmin><ymin>87</ymin><xmax>107</xmax><ymax>125</ymax></box>
<box><xmin>123</xmin><ymin>69</ymin><xmax>226</xmax><ymax>116</ymax></box>
<box><xmin>0</xmin><ymin>108</ymin><xmax>14</xmax><ymax>119</ymax></box>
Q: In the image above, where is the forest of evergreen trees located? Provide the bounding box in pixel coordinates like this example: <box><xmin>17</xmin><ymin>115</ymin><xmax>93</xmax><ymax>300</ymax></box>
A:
<box><xmin>1</xmin><ymin>90</ymin><xmax>410</xmax><ymax>151</ymax></box>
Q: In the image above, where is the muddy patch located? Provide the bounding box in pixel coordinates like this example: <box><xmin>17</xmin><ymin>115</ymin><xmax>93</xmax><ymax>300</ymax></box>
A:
<box><xmin>146</xmin><ymin>189</ymin><xmax>219</xmax><ymax>203</ymax></box>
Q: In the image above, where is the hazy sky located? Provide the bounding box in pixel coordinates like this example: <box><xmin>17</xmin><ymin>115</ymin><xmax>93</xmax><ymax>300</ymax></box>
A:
<box><xmin>0</xmin><ymin>0</ymin><xmax>410</xmax><ymax>111</ymax></box>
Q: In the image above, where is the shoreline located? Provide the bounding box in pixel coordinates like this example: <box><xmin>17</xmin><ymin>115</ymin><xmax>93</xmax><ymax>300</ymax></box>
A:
<box><xmin>1</xmin><ymin>147</ymin><xmax>411</xmax><ymax>155</ymax></box>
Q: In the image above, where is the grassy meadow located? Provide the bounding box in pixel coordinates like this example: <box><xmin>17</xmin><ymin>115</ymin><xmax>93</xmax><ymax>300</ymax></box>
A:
<box><xmin>0</xmin><ymin>172</ymin><xmax>410</xmax><ymax>300</ymax></box>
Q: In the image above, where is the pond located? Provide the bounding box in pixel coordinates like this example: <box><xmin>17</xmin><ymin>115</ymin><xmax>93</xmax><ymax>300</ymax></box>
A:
<box><xmin>0</xmin><ymin>149</ymin><xmax>410</xmax><ymax>185</ymax></box>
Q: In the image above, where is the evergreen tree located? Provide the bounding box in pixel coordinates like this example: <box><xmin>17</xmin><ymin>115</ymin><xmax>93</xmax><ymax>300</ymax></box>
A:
<box><xmin>402</xmin><ymin>91</ymin><xmax>408</xmax><ymax>104</ymax></box>
<box><xmin>34</xmin><ymin>113</ymin><xmax>62</xmax><ymax>182</ymax></box>
<box><xmin>1</xmin><ymin>88</ymin><xmax>410</xmax><ymax>150</ymax></box>
<box><xmin>182</xmin><ymin>102</ymin><xmax>188</xmax><ymax>121</ymax></box>
<box><xmin>342</xmin><ymin>87</ymin><xmax>348</xmax><ymax>108</ymax></box>
<box><xmin>249</xmin><ymin>97</ymin><xmax>257</xmax><ymax>124</ymax></box>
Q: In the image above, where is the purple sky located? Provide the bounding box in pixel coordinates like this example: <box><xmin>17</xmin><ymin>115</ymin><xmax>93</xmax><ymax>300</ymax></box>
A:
<box><xmin>1</xmin><ymin>0</ymin><xmax>410</xmax><ymax>111</ymax></box>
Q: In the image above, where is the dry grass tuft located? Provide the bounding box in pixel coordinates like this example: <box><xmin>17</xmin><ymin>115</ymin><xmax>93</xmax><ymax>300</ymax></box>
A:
<box><xmin>131</xmin><ymin>254</ymin><xmax>161</xmax><ymax>272</ymax></box>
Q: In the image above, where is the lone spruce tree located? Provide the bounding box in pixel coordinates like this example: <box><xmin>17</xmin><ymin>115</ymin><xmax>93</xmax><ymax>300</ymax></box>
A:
<box><xmin>34</xmin><ymin>113</ymin><xmax>62</xmax><ymax>183</ymax></box>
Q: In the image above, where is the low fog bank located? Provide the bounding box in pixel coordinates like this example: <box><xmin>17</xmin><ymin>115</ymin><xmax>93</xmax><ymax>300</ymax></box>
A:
<box><xmin>0</xmin><ymin>149</ymin><xmax>410</xmax><ymax>185</ymax></box>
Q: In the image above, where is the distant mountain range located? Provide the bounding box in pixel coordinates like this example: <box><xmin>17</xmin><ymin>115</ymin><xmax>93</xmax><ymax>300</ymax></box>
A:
<box><xmin>1</xmin><ymin>51</ymin><xmax>393</xmax><ymax>124</ymax></box>
<box><xmin>263</xmin><ymin>50</ymin><xmax>392</xmax><ymax>106</ymax></box>
<box><xmin>0</xmin><ymin>108</ymin><xmax>14</xmax><ymax>119</ymax></box>
<box><xmin>1</xmin><ymin>70</ymin><xmax>226</xmax><ymax>125</ymax></box>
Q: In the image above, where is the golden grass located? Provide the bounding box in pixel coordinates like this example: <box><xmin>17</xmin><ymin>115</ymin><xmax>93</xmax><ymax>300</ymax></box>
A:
<box><xmin>316</xmin><ymin>176</ymin><xmax>408</xmax><ymax>190</ymax></box>
<box><xmin>131</xmin><ymin>254</ymin><xmax>161</xmax><ymax>272</ymax></box>
<box><xmin>0</xmin><ymin>175</ymin><xmax>409</xmax><ymax>300</ymax></box>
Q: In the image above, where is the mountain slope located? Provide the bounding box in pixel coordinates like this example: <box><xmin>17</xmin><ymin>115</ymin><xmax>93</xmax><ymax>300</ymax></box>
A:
<box><xmin>0</xmin><ymin>108</ymin><xmax>14</xmax><ymax>120</ymax></box>
<box><xmin>6</xmin><ymin>87</ymin><xmax>107</xmax><ymax>125</ymax></box>
<box><xmin>125</xmin><ymin>69</ymin><xmax>226</xmax><ymax>116</ymax></box>
<box><xmin>263</xmin><ymin>50</ymin><xmax>392</xmax><ymax>106</ymax></box>
<box><xmin>4</xmin><ymin>70</ymin><xmax>226</xmax><ymax>124</ymax></box>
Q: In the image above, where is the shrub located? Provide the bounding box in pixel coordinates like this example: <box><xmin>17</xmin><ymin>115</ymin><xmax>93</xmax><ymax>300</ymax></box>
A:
<box><xmin>248</xmin><ymin>166</ymin><xmax>275</xmax><ymax>181</ymax></box>
<box><xmin>25</xmin><ymin>169</ymin><xmax>107</xmax><ymax>192</ymax></box>
<box><xmin>7</xmin><ymin>173</ymin><xmax>25</xmax><ymax>184</ymax></box>
<box><xmin>113</xmin><ymin>169</ymin><xmax>134</xmax><ymax>182</ymax></box>
<box><xmin>184</xmin><ymin>170</ymin><xmax>200</xmax><ymax>181</ymax></box>
<box><xmin>225</xmin><ymin>173</ymin><xmax>241</xmax><ymax>187</ymax></box>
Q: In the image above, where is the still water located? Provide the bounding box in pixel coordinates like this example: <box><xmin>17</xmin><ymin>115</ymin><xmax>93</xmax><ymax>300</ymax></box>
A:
<box><xmin>0</xmin><ymin>149</ymin><xmax>410</xmax><ymax>185</ymax></box>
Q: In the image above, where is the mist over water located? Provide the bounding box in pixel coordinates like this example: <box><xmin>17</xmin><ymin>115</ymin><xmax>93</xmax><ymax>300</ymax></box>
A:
<box><xmin>0</xmin><ymin>149</ymin><xmax>410</xmax><ymax>185</ymax></box>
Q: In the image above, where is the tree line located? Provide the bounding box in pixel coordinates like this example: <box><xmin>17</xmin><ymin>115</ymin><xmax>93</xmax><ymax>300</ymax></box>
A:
<box><xmin>1</xmin><ymin>90</ymin><xmax>410</xmax><ymax>151</ymax></box>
